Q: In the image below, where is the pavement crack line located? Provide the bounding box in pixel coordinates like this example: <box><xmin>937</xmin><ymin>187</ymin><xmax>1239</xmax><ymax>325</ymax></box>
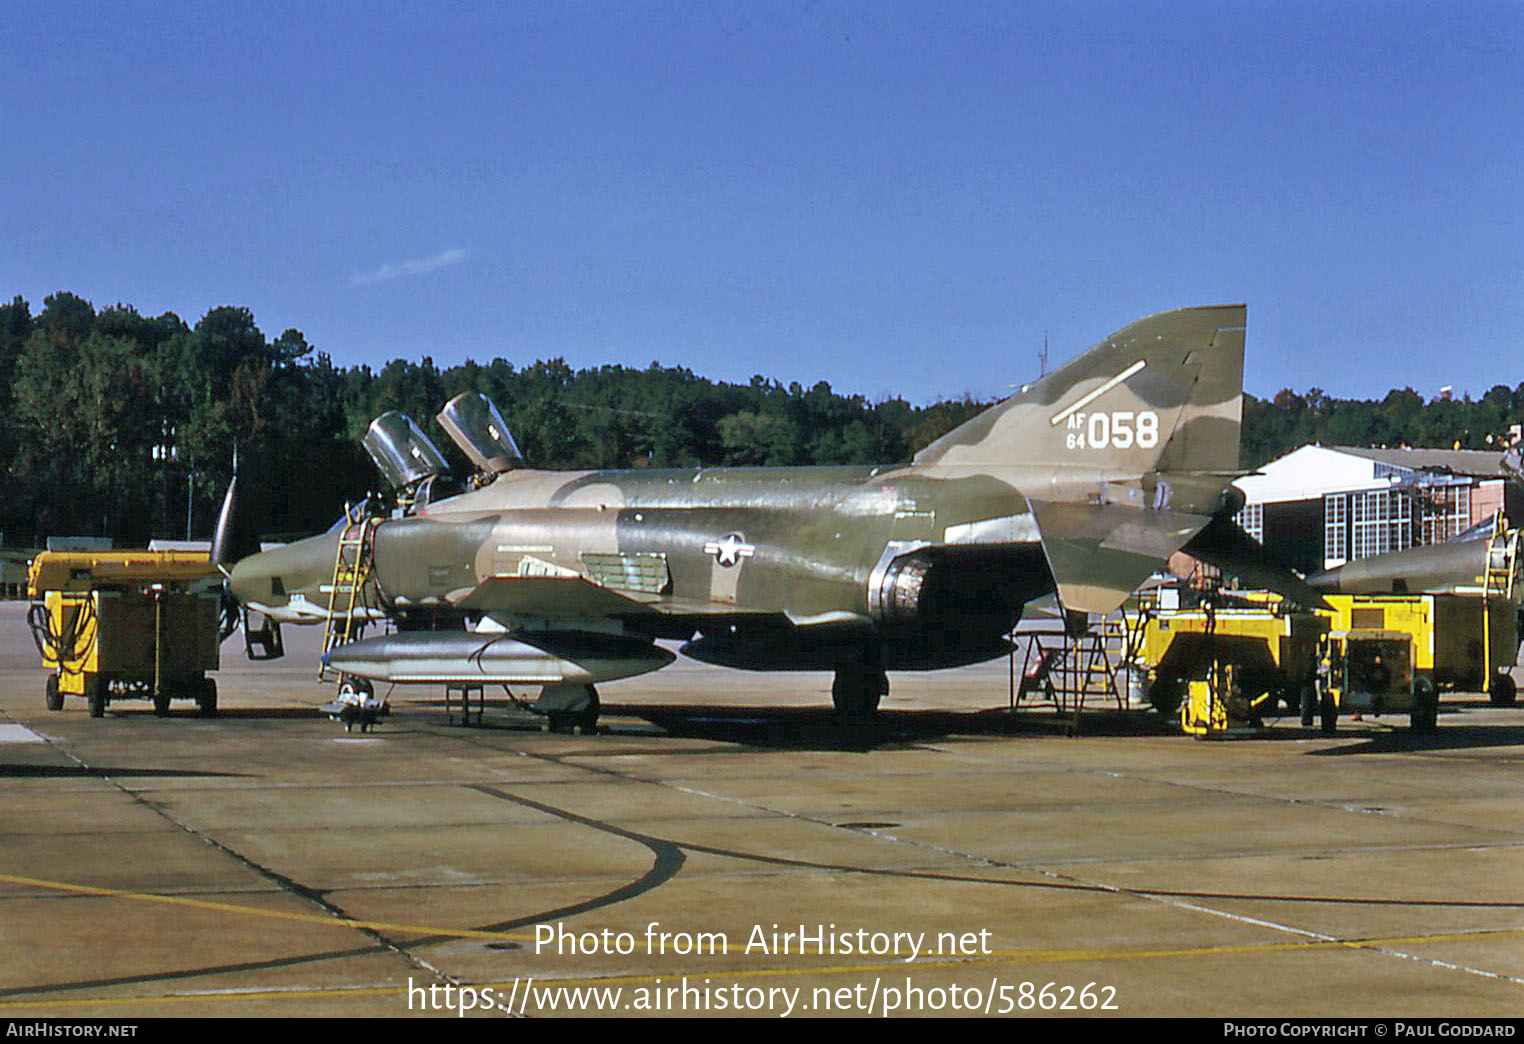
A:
<box><xmin>0</xmin><ymin>718</ymin><xmax>686</xmax><ymax>1012</ymax></box>
<box><xmin>7</xmin><ymin>715</ymin><xmax>517</xmax><ymax>1016</ymax></box>
<box><xmin>13</xmin><ymin>710</ymin><xmax>1522</xmax><ymax>1004</ymax></box>
<box><xmin>445</xmin><ymin>727</ymin><xmax>1524</xmax><ymax>990</ymax></box>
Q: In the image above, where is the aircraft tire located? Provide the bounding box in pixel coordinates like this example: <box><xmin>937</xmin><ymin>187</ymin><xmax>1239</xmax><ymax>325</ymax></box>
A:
<box><xmin>545</xmin><ymin>685</ymin><xmax>599</xmax><ymax>733</ymax></box>
<box><xmin>45</xmin><ymin>675</ymin><xmax>62</xmax><ymax>712</ymax></box>
<box><xmin>576</xmin><ymin>686</ymin><xmax>601</xmax><ymax>733</ymax></box>
<box><xmin>546</xmin><ymin>712</ymin><xmax>580</xmax><ymax>734</ymax></box>
<box><xmin>832</xmin><ymin>668</ymin><xmax>885</xmax><ymax>723</ymax></box>
<box><xmin>1146</xmin><ymin>675</ymin><xmax>1182</xmax><ymax>716</ymax></box>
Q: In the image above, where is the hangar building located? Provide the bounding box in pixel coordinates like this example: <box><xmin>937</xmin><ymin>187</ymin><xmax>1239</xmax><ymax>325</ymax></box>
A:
<box><xmin>1232</xmin><ymin>445</ymin><xmax>1522</xmax><ymax>574</ymax></box>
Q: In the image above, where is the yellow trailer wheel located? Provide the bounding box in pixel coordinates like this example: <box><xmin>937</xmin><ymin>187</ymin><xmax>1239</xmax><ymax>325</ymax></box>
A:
<box><xmin>1412</xmin><ymin>676</ymin><xmax>1439</xmax><ymax>732</ymax></box>
<box><xmin>45</xmin><ymin>675</ymin><xmax>62</xmax><ymax>712</ymax></box>
<box><xmin>196</xmin><ymin>678</ymin><xmax>218</xmax><ymax>718</ymax></box>
<box><xmin>86</xmin><ymin>675</ymin><xmax>106</xmax><ymax>718</ymax></box>
<box><xmin>1491</xmin><ymin>674</ymin><xmax>1517</xmax><ymax>707</ymax></box>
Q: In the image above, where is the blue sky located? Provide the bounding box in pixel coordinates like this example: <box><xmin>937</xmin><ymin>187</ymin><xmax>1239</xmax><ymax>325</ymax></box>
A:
<box><xmin>4</xmin><ymin>0</ymin><xmax>1521</xmax><ymax>404</ymax></box>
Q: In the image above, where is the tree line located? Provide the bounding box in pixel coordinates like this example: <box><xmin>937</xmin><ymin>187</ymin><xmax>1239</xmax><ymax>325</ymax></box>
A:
<box><xmin>0</xmin><ymin>292</ymin><xmax>986</xmax><ymax>544</ymax></box>
<box><xmin>1240</xmin><ymin>387</ymin><xmax>1523</xmax><ymax>466</ymax></box>
<box><xmin>2</xmin><ymin>292</ymin><xmax>1519</xmax><ymax>546</ymax></box>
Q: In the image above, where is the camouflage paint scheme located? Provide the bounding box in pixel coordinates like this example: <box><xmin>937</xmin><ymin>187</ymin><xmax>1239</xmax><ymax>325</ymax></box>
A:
<box><xmin>229</xmin><ymin>305</ymin><xmax>1247</xmax><ymax>713</ymax></box>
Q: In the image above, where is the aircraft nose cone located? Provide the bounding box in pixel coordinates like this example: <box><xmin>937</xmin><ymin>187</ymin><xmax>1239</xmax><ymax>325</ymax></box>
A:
<box><xmin>1305</xmin><ymin>566</ymin><xmax>1339</xmax><ymax>592</ymax></box>
<box><xmin>226</xmin><ymin>531</ymin><xmax>341</xmax><ymax>613</ymax></box>
<box><xmin>227</xmin><ymin>555</ymin><xmax>266</xmax><ymax>608</ymax></box>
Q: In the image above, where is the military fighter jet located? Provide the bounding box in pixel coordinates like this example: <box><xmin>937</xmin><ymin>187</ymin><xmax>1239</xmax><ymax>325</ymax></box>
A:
<box><xmin>226</xmin><ymin>304</ymin><xmax>1262</xmax><ymax>729</ymax></box>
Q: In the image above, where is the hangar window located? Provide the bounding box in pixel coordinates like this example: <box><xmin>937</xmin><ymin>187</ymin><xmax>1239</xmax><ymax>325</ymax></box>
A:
<box><xmin>1420</xmin><ymin>485</ymin><xmax>1471</xmax><ymax>545</ymax></box>
<box><xmin>1351</xmin><ymin>489</ymin><xmax>1412</xmax><ymax>561</ymax></box>
<box><xmin>1324</xmin><ymin>494</ymin><xmax>1347</xmax><ymax>567</ymax></box>
<box><xmin>1237</xmin><ymin>502</ymin><xmax>1263</xmax><ymax>543</ymax></box>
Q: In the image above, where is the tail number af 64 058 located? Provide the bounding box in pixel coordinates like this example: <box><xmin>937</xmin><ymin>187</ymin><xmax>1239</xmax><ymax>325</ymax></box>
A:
<box><xmin>1064</xmin><ymin>411</ymin><xmax>1159</xmax><ymax>451</ymax></box>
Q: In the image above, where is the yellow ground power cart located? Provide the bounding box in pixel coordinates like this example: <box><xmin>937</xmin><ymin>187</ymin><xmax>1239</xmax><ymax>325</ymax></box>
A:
<box><xmin>1311</xmin><ymin>626</ymin><xmax>1432</xmax><ymax>734</ymax></box>
<box><xmin>27</xmin><ymin>551</ymin><xmax>224</xmax><ymax>718</ymax></box>
<box><xmin>1132</xmin><ymin>593</ymin><xmax>1329</xmax><ymax>736</ymax></box>
<box><xmin>1135</xmin><ymin>590</ymin><xmax>1514</xmax><ymax>736</ymax></box>
<box><xmin>1321</xmin><ymin>594</ymin><xmax>1518</xmax><ymax>708</ymax></box>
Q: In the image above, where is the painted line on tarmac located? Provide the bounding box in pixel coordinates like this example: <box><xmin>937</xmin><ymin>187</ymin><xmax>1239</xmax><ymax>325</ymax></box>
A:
<box><xmin>549</xmin><ymin>755</ymin><xmax>1524</xmax><ymax>991</ymax></box>
<box><xmin>5</xmin><ymin>923</ymin><xmax>1524</xmax><ymax>1013</ymax></box>
<box><xmin>0</xmin><ymin>870</ymin><xmax>528</xmax><ymax>943</ymax></box>
<box><xmin>4</xmin><ymin>866</ymin><xmax>1524</xmax><ymax>1014</ymax></box>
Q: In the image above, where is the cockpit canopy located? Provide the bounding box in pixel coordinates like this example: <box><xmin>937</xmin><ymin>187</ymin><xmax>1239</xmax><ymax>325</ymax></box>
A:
<box><xmin>436</xmin><ymin>391</ymin><xmax>523</xmax><ymax>475</ymax></box>
<box><xmin>362</xmin><ymin>411</ymin><xmax>450</xmax><ymax>490</ymax></box>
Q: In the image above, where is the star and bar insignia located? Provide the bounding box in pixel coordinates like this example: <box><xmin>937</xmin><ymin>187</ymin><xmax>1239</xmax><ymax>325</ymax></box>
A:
<box><xmin>704</xmin><ymin>532</ymin><xmax>756</xmax><ymax>568</ymax></box>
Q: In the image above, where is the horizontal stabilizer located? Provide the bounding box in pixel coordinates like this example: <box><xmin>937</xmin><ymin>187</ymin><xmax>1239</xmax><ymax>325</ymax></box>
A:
<box><xmin>1032</xmin><ymin>501</ymin><xmax>1212</xmax><ymax>614</ymax></box>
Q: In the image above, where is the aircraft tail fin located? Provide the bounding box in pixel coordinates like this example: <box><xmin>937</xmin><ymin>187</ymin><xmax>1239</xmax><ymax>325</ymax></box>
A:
<box><xmin>913</xmin><ymin>304</ymin><xmax>1245</xmax><ymax>477</ymax></box>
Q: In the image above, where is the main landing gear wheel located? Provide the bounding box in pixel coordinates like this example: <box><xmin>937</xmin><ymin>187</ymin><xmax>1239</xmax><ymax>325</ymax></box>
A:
<box><xmin>1147</xmin><ymin>675</ymin><xmax>1183</xmax><ymax>717</ymax></box>
<box><xmin>831</xmin><ymin>667</ymin><xmax>887</xmax><ymax>724</ymax></box>
<box><xmin>545</xmin><ymin>685</ymin><xmax>600</xmax><ymax>734</ymax></box>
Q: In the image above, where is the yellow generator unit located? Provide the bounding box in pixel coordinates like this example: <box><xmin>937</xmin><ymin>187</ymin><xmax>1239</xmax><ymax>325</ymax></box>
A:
<box><xmin>27</xmin><ymin>551</ymin><xmax>224</xmax><ymax>718</ymax></box>
<box><xmin>1312</xmin><ymin>628</ymin><xmax>1432</xmax><ymax>734</ymax></box>
<box><xmin>1321</xmin><ymin>593</ymin><xmax>1518</xmax><ymax>708</ymax></box>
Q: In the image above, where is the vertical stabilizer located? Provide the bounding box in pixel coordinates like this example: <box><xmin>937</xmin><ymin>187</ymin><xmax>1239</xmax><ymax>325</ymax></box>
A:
<box><xmin>914</xmin><ymin>304</ymin><xmax>1245</xmax><ymax>477</ymax></box>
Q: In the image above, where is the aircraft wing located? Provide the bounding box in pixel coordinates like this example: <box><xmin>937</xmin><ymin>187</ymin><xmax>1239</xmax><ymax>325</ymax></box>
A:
<box><xmin>1031</xmin><ymin>500</ymin><xmax>1213</xmax><ymax>614</ymax></box>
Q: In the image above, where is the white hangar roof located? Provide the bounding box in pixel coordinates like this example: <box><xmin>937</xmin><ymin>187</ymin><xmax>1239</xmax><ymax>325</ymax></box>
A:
<box><xmin>1232</xmin><ymin>445</ymin><xmax>1505</xmax><ymax>507</ymax></box>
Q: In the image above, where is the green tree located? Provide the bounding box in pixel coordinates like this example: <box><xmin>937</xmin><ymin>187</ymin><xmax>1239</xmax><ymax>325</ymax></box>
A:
<box><xmin>717</xmin><ymin>410</ymin><xmax>801</xmax><ymax>465</ymax></box>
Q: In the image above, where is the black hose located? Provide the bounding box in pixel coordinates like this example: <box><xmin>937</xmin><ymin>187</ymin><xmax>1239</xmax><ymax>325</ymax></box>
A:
<box><xmin>27</xmin><ymin>596</ymin><xmax>95</xmax><ymax>664</ymax></box>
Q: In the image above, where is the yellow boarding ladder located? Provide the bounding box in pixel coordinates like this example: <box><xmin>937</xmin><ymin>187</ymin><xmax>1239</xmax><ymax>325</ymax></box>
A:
<box><xmin>1484</xmin><ymin>514</ymin><xmax>1518</xmax><ymax>600</ymax></box>
<box><xmin>319</xmin><ymin>510</ymin><xmax>379</xmax><ymax>681</ymax></box>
